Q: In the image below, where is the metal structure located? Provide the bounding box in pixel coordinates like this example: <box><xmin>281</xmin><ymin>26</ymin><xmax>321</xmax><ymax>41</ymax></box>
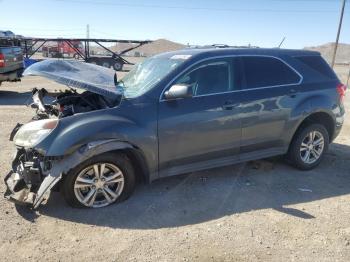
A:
<box><xmin>19</xmin><ymin>38</ymin><xmax>152</xmax><ymax>70</ymax></box>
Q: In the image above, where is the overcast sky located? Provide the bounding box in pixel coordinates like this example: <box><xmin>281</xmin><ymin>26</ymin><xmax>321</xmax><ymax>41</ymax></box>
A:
<box><xmin>1</xmin><ymin>0</ymin><xmax>349</xmax><ymax>48</ymax></box>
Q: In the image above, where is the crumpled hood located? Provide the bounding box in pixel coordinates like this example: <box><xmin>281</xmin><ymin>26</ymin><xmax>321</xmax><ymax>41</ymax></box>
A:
<box><xmin>23</xmin><ymin>59</ymin><xmax>122</xmax><ymax>98</ymax></box>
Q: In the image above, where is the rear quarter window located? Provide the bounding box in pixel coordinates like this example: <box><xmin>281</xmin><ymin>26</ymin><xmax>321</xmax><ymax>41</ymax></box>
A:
<box><xmin>241</xmin><ymin>56</ymin><xmax>301</xmax><ymax>89</ymax></box>
<box><xmin>294</xmin><ymin>55</ymin><xmax>337</xmax><ymax>79</ymax></box>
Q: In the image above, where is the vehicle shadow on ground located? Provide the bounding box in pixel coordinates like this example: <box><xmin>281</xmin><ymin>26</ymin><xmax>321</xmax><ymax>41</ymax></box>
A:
<box><xmin>0</xmin><ymin>90</ymin><xmax>33</xmax><ymax>106</ymax></box>
<box><xmin>16</xmin><ymin>143</ymin><xmax>350</xmax><ymax>229</ymax></box>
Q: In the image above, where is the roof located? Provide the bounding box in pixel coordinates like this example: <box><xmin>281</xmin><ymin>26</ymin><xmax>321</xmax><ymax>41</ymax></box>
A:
<box><xmin>156</xmin><ymin>47</ymin><xmax>321</xmax><ymax>60</ymax></box>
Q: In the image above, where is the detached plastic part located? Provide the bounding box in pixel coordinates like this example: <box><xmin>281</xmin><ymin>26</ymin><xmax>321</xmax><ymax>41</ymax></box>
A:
<box><xmin>4</xmin><ymin>171</ymin><xmax>35</xmax><ymax>206</ymax></box>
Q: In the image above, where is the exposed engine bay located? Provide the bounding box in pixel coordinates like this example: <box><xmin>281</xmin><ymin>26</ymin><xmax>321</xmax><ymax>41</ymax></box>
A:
<box><xmin>30</xmin><ymin>87</ymin><xmax>120</xmax><ymax>120</ymax></box>
<box><xmin>4</xmin><ymin>59</ymin><xmax>124</xmax><ymax>208</ymax></box>
<box><xmin>5</xmin><ymin>87</ymin><xmax>121</xmax><ymax>208</ymax></box>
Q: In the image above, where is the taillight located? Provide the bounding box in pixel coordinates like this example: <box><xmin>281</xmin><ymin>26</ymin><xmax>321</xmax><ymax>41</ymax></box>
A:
<box><xmin>0</xmin><ymin>53</ymin><xmax>4</xmax><ymax>67</ymax></box>
<box><xmin>337</xmin><ymin>83</ymin><xmax>347</xmax><ymax>103</ymax></box>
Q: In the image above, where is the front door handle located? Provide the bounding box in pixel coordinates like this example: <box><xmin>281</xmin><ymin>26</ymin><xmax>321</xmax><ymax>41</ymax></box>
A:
<box><xmin>222</xmin><ymin>101</ymin><xmax>239</xmax><ymax>110</ymax></box>
<box><xmin>288</xmin><ymin>88</ymin><xmax>298</xmax><ymax>98</ymax></box>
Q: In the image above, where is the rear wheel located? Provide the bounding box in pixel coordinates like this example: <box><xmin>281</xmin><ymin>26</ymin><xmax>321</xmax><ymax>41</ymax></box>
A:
<box><xmin>113</xmin><ymin>61</ymin><xmax>123</xmax><ymax>71</ymax></box>
<box><xmin>61</xmin><ymin>153</ymin><xmax>136</xmax><ymax>208</ymax></box>
<box><xmin>288</xmin><ymin>124</ymin><xmax>329</xmax><ymax>170</ymax></box>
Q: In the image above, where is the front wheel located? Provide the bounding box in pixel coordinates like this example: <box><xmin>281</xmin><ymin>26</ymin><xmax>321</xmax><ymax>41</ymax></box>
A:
<box><xmin>287</xmin><ymin>124</ymin><xmax>329</xmax><ymax>170</ymax></box>
<box><xmin>61</xmin><ymin>153</ymin><xmax>136</xmax><ymax>208</ymax></box>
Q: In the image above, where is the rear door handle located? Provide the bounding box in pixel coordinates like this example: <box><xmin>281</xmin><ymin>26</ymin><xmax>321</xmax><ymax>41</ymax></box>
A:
<box><xmin>222</xmin><ymin>101</ymin><xmax>239</xmax><ymax>110</ymax></box>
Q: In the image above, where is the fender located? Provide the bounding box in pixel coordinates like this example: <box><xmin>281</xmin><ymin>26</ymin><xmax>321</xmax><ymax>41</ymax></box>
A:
<box><xmin>284</xmin><ymin>92</ymin><xmax>336</xmax><ymax>145</ymax></box>
<box><xmin>35</xmin><ymin>109</ymin><xmax>140</xmax><ymax>156</ymax></box>
<box><xmin>34</xmin><ymin>139</ymin><xmax>141</xmax><ymax>208</ymax></box>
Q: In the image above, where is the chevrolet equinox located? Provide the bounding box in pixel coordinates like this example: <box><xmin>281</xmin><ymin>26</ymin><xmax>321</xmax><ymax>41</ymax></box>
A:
<box><xmin>4</xmin><ymin>48</ymin><xmax>346</xmax><ymax>208</ymax></box>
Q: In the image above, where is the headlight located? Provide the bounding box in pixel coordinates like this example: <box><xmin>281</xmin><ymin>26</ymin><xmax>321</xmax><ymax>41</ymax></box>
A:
<box><xmin>14</xmin><ymin>119</ymin><xmax>58</xmax><ymax>147</ymax></box>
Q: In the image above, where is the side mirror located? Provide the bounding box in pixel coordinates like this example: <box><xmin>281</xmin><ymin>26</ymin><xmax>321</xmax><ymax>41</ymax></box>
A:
<box><xmin>164</xmin><ymin>84</ymin><xmax>193</xmax><ymax>100</ymax></box>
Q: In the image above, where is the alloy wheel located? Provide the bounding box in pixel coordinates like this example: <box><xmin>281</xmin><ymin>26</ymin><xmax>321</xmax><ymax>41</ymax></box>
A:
<box><xmin>299</xmin><ymin>130</ymin><xmax>325</xmax><ymax>164</ymax></box>
<box><xmin>73</xmin><ymin>163</ymin><xmax>125</xmax><ymax>208</ymax></box>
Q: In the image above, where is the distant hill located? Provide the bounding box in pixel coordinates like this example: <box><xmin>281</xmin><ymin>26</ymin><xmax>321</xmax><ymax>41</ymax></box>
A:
<box><xmin>110</xmin><ymin>39</ymin><xmax>186</xmax><ymax>57</ymax></box>
<box><xmin>304</xmin><ymin>43</ymin><xmax>350</xmax><ymax>64</ymax></box>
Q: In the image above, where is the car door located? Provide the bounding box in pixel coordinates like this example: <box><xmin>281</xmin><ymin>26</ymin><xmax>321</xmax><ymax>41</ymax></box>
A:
<box><xmin>158</xmin><ymin>58</ymin><xmax>242</xmax><ymax>177</ymax></box>
<box><xmin>237</xmin><ymin>56</ymin><xmax>302</xmax><ymax>157</ymax></box>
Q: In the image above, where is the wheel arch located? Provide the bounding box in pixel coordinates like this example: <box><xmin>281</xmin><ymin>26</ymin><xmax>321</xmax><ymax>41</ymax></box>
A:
<box><xmin>109</xmin><ymin>147</ymin><xmax>150</xmax><ymax>184</ymax></box>
<box><xmin>76</xmin><ymin>140</ymin><xmax>150</xmax><ymax>183</ymax></box>
<box><xmin>56</xmin><ymin>139</ymin><xmax>150</xmax><ymax>187</ymax></box>
<box><xmin>289</xmin><ymin>110</ymin><xmax>335</xmax><ymax>149</ymax></box>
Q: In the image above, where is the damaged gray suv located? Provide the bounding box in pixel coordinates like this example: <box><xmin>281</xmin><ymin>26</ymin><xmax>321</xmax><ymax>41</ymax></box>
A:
<box><xmin>4</xmin><ymin>48</ymin><xmax>346</xmax><ymax>209</ymax></box>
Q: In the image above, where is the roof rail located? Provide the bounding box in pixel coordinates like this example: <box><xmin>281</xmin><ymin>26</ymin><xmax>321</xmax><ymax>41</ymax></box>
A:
<box><xmin>187</xmin><ymin>44</ymin><xmax>260</xmax><ymax>49</ymax></box>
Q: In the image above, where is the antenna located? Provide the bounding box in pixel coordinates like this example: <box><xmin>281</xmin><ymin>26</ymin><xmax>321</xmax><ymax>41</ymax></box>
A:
<box><xmin>278</xmin><ymin>37</ymin><xmax>286</xmax><ymax>48</ymax></box>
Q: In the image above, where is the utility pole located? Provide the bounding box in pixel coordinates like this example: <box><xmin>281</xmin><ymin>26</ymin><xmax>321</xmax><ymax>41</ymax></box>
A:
<box><xmin>86</xmin><ymin>24</ymin><xmax>90</xmax><ymax>56</ymax></box>
<box><xmin>86</xmin><ymin>24</ymin><xmax>90</xmax><ymax>39</ymax></box>
<box><xmin>331</xmin><ymin>0</ymin><xmax>346</xmax><ymax>68</ymax></box>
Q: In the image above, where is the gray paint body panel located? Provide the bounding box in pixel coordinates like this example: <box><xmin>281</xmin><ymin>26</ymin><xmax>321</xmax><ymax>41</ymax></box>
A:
<box><xmin>25</xmin><ymin>48</ymin><xmax>345</xmax><ymax>185</ymax></box>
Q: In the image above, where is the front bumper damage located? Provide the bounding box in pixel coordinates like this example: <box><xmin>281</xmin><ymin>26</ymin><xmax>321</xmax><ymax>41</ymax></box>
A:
<box><xmin>4</xmin><ymin>148</ymin><xmax>62</xmax><ymax>209</ymax></box>
<box><xmin>4</xmin><ymin>139</ymin><xmax>125</xmax><ymax>209</ymax></box>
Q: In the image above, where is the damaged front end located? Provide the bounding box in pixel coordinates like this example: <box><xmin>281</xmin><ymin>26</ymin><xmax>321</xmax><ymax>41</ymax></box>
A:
<box><xmin>4</xmin><ymin>148</ymin><xmax>62</xmax><ymax>208</ymax></box>
<box><xmin>4</xmin><ymin>59</ymin><xmax>124</xmax><ymax>208</ymax></box>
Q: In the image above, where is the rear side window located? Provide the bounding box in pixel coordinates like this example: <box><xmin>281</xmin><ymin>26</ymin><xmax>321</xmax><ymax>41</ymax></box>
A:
<box><xmin>241</xmin><ymin>56</ymin><xmax>301</xmax><ymax>89</ymax></box>
<box><xmin>294</xmin><ymin>55</ymin><xmax>337</xmax><ymax>79</ymax></box>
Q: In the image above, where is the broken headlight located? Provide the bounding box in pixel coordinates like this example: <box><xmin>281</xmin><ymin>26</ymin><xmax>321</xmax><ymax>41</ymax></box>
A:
<box><xmin>13</xmin><ymin>119</ymin><xmax>58</xmax><ymax>147</ymax></box>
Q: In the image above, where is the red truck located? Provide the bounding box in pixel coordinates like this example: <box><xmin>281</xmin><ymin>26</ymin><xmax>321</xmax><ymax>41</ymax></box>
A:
<box><xmin>42</xmin><ymin>41</ymin><xmax>82</xmax><ymax>58</ymax></box>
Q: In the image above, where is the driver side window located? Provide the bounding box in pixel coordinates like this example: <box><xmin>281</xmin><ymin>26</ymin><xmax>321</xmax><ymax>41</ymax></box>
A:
<box><xmin>175</xmin><ymin>60</ymin><xmax>231</xmax><ymax>96</ymax></box>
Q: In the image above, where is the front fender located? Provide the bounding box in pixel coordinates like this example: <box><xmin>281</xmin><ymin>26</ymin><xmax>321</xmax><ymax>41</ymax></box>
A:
<box><xmin>33</xmin><ymin>139</ymin><xmax>137</xmax><ymax>208</ymax></box>
<box><xmin>36</xmin><ymin>110</ymin><xmax>138</xmax><ymax>156</ymax></box>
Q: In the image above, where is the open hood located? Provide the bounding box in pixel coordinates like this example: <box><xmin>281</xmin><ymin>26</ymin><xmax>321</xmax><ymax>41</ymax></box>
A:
<box><xmin>23</xmin><ymin>60</ymin><xmax>122</xmax><ymax>98</ymax></box>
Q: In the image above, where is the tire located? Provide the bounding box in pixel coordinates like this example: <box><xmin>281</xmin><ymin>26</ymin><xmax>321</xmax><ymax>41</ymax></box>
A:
<box><xmin>287</xmin><ymin>123</ymin><xmax>329</xmax><ymax>170</ymax></box>
<box><xmin>113</xmin><ymin>61</ymin><xmax>123</xmax><ymax>71</ymax></box>
<box><xmin>61</xmin><ymin>152</ymin><xmax>136</xmax><ymax>208</ymax></box>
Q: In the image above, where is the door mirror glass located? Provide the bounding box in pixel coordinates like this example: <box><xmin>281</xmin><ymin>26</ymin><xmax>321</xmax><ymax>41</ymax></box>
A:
<box><xmin>164</xmin><ymin>84</ymin><xmax>193</xmax><ymax>100</ymax></box>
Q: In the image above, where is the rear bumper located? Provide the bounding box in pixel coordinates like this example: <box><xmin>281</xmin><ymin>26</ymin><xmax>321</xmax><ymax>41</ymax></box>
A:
<box><xmin>0</xmin><ymin>68</ymin><xmax>24</xmax><ymax>82</ymax></box>
<box><xmin>332</xmin><ymin>122</ymin><xmax>343</xmax><ymax>142</ymax></box>
<box><xmin>332</xmin><ymin>104</ymin><xmax>346</xmax><ymax>142</ymax></box>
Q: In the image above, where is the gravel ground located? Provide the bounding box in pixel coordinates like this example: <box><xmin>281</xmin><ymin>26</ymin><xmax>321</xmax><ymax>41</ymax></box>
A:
<box><xmin>0</xmin><ymin>65</ymin><xmax>349</xmax><ymax>261</ymax></box>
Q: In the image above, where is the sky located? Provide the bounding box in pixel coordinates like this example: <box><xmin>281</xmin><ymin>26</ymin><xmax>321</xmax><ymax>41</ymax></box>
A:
<box><xmin>0</xmin><ymin>0</ymin><xmax>349</xmax><ymax>49</ymax></box>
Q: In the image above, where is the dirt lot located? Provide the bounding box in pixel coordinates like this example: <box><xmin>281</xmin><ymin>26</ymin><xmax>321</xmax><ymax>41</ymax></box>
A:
<box><xmin>0</xmin><ymin>65</ymin><xmax>349</xmax><ymax>261</ymax></box>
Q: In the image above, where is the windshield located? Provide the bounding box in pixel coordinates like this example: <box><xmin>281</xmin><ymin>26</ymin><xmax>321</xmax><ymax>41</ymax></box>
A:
<box><xmin>121</xmin><ymin>56</ymin><xmax>185</xmax><ymax>98</ymax></box>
